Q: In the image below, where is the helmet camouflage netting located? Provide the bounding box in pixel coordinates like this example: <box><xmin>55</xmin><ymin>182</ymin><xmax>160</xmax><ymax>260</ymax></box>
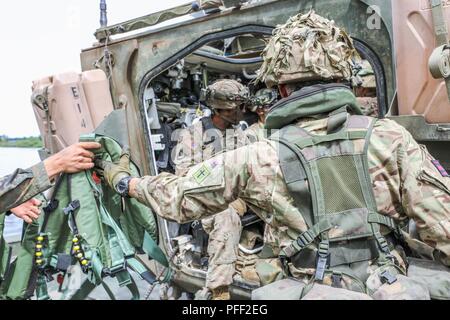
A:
<box><xmin>256</xmin><ymin>10</ymin><xmax>361</xmax><ymax>88</ymax></box>
<box><xmin>205</xmin><ymin>79</ymin><xmax>250</xmax><ymax>110</ymax></box>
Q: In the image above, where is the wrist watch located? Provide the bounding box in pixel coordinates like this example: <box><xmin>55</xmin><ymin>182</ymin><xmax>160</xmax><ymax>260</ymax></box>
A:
<box><xmin>115</xmin><ymin>177</ymin><xmax>133</xmax><ymax>198</ymax></box>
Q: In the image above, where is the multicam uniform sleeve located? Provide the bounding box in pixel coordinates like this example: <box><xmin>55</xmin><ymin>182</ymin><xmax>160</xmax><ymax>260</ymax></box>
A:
<box><xmin>371</xmin><ymin>120</ymin><xmax>450</xmax><ymax>266</ymax></box>
<box><xmin>133</xmin><ymin>141</ymin><xmax>278</xmax><ymax>224</ymax></box>
<box><xmin>401</xmin><ymin>131</ymin><xmax>450</xmax><ymax>266</ymax></box>
<box><xmin>0</xmin><ymin>162</ymin><xmax>53</xmax><ymax>213</ymax></box>
<box><xmin>173</xmin><ymin>127</ymin><xmax>196</xmax><ymax>177</ymax></box>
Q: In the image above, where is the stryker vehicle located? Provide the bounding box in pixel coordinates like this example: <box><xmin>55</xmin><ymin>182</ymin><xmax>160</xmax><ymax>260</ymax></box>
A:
<box><xmin>30</xmin><ymin>0</ymin><xmax>450</xmax><ymax>299</ymax></box>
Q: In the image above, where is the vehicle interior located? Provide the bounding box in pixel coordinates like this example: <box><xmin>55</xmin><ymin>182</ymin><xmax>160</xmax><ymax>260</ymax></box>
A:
<box><xmin>138</xmin><ymin>30</ymin><xmax>384</xmax><ymax>295</ymax></box>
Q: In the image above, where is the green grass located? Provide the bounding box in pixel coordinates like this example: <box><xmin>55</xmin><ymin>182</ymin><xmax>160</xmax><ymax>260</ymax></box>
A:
<box><xmin>0</xmin><ymin>136</ymin><xmax>43</xmax><ymax>148</ymax></box>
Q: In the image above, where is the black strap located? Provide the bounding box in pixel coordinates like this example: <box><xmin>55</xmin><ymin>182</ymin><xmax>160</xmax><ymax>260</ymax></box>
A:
<box><xmin>41</xmin><ymin>175</ymin><xmax>65</xmax><ymax>231</ymax></box>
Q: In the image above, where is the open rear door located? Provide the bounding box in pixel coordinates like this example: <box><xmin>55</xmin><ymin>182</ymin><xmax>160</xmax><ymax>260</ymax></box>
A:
<box><xmin>392</xmin><ymin>0</ymin><xmax>450</xmax><ymax>123</ymax></box>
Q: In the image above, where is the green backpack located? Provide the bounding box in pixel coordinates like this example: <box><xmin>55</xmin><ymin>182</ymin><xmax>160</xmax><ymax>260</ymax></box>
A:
<box><xmin>0</xmin><ymin>134</ymin><xmax>170</xmax><ymax>300</ymax></box>
<box><xmin>0</xmin><ymin>213</ymin><xmax>13</xmax><ymax>290</ymax></box>
<box><xmin>267</xmin><ymin>84</ymin><xmax>405</xmax><ymax>294</ymax></box>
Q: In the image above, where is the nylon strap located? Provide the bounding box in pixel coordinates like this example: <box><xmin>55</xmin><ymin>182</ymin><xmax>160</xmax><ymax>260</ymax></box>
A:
<box><xmin>36</xmin><ymin>275</ymin><xmax>50</xmax><ymax>300</ymax></box>
<box><xmin>280</xmin><ymin>218</ymin><xmax>333</xmax><ymax>258</ymax></box>
<box><xmin>431</xmin><ymin>0</ymin><xmax>449</xmax><ymax>46</ymax></box>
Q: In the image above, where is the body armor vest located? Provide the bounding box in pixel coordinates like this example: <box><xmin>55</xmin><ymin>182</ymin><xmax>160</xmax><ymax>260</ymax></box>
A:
<box><xmin>268</xmin><ymin>85</ymin><xmax>404</xmax><ymax>292</ymax></box>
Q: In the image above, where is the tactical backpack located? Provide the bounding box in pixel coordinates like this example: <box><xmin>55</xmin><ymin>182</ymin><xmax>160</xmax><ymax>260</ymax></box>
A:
<box><xmin>267</xmin><ymin>84</ymin><xmax>405</xmax><ymax>294</ymax></box>
<box><xmin>0</xmin><ymin>214</ymin><xmax>12</xmax><ymax>290</ymax></box>
<box><xmin>0</xmin><ymin>134</ymin><xmax>171</xmax><ymax>300</ymax></box>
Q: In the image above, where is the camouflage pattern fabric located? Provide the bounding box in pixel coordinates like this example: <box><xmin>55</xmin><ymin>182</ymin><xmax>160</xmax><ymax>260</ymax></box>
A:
<box><xmin>407</xmin><ymin>258</ymin><xmax>450</xmax><ymax>300</ymax></box>
<box><xmin>354</xmin><ymin>59</ymin><xmax>376</xmax><ymax>89</ymax></box>
<box><xmin>252</xmin><ymin>278</ymin><xmax>306</xmax><ymax>300</ymax></box>
<box><xmin>199</xmin><ymin>0</ymin><xmax>223</xmax><ymax>10</ymax></box>
<box><xmin>203</xmin><ymin>208</ymin><xmax>242</xmax><ymax>290</ymax></box>
<box><xmin>0</xmin><ymin>162</ymin><xmax>53</xmax><ymax>213</ymax></box>
<box><xmin>244</xmin><ymin>122</ymin><xmax>281</xmax><ymax>257</ymax></box>
<box><xmin>256</xmin><ymin>10</ymin><xmax>359</xmax><ymax>88</ymax></box>
<box><xmin>173</xmin><ymin>115</ymin><xmax>250</xmax><ymax>291</ymax></box>
<box><xmin>371</xmin><ymin>275</ymin><xmax>431</xmax><ymax>300</ymax></box>
<box><xmin>245</xmin><ymin>122</ymin><xmax>266</xmax><ymax>143</ymax></box>
<box><xmin>173</xmin><ymin>118</ymin><xmax>249</xmax><ymax>176</ymax></box>
<box><xmin>205</xmin><ymin>79</ymin><xmax>249</xmax><ymax>110</ymax></box>
<box><xmin>134</xmin><ymin>115</ymin><xmax>450</xmax><ymax>298</ymax></box>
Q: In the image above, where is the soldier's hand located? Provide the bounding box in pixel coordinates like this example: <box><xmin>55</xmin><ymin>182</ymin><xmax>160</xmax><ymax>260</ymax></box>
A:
<box><xmin>95</xmin><ymin>148</ymin><xmax>132</xmax><ymax>191</ymax></box>
<box><xmin>10</xmin><ymin>198</ymin><xmax>42</xmax><ymax>224</ymax></box>
<box><xmin>44</xmin><ymin>142</ymin><xmax>101</xmax><ymax>180</ymax></box>
<box><xmin>230</xmin><ymin>199</ymin><xmax>247</xmax><ymax>217</ymax></box>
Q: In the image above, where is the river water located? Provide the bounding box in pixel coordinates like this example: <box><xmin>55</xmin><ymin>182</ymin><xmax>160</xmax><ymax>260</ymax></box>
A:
<box><xmin>0</xmin><ymin>147</ymin><xmax>41</xmax><ymax>242</ymax></box>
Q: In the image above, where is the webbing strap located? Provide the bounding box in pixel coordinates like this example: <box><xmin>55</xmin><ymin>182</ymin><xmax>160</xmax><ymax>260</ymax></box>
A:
<box><xmin>280</xmin><ymin>218</ymin><xmax>333</xmax><ymax>258</ymax></box>
<box><xmin>126</xmin><ymin>275</ymin><xmax>140</xmax><ymax>300</ymax></box>
<box><xmin>36</xmin><ymin>275</ymin><xmax>50</xmax><ymax>300</ymax></box>
<box><xmin>431</xmin><ymin>0</ymin><xmax>449</xmax><ymax>46</ymax></box>
<box><xmin>295</xmin><ymin>130</ymin><xmax>367</xmax><ymax>148</ymax></box>
<box><xmin>143</xmin><ymin>232</ymin><xmax>169</xmax><ymax>268</ymax></box>
<box><xmin>101</xmin><ymin>281</ymin><xmax>116</xmax><ymax>300</ymax></box>
<box><xmin>69</xmin><ymin>278</ymin><xmax>96</xmax><ymax>300</ymax></box>
<box><xmin>315</xmin><ymin>240</ymin><xmax>330</xmax><ymax>281</ymax></box>
<box><xmin>127</xmin><ymin>257</ymin><xmax>157</xmax><ymax>284</ymax></box>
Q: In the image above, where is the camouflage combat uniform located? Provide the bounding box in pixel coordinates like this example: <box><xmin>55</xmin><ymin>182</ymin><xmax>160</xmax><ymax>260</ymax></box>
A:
<box><xmin>130</xmin><ymin>11</ymin><xmax>450</xmax><ymax>299</ymax></box>
<box><xmin>135</xmin><ymin>114</ymin><xmax>450</xmax><ymax>296</ymax></box>
<box><xmin>245</xmin><ymin>120</ymin><xmax>281</xmax><ymax>265</ymax></box>
<box><xmin>245</xmin><ymin>122</ymin><xmax>266</xmax><ymax>143</ymax></box>
<box><xmin>173</xmin><ymin>80</ymin><xmax>250</xmax><ymax>294</ymax></box>
<box><xmin>0</xmin><ymin>162</ymin><xmax>52</xmax><ymax>213</ymax></box>
<box><xmin>355</xmin><ymin>60</ymin><xmax>379</xmax><ymax>117</ymax></box>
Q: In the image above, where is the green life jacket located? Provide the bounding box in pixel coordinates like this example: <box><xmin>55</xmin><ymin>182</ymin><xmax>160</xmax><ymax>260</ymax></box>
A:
<box><xmin>0</xmin><ymin>213</ymin><xmax>13</xmax><ymax>289</ymax></box>
<box><xmin>1</xmin><ymin>134</ymin><xmax>170</xmax><ymax>300</ymax></box>
<box><xmin>0</xmin><ymin>195</ymin><xmax>46</xmax><ymax>300</ymax></box>
<box><xmin>267</xmin><ymin>84</ymin><xmax>404</xmax><ymax>293</ymax></box>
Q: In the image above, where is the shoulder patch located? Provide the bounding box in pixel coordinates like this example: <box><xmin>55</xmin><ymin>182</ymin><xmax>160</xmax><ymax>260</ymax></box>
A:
<box><xmin>432</xmin><ymin>160</ymin><xmax>449</xmax><ymax>177</ymax></box>
<box><xmin>193</xmin><ymin>164</ymin><xmax>212</xmax><ymax>184</ymax></box>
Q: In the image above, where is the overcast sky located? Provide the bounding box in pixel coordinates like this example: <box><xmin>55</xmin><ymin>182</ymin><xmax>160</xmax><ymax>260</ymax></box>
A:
<box><xmin>0</xmin><ymin>0</ymin><xmax>188</xmax><ymax>137</ymax></box>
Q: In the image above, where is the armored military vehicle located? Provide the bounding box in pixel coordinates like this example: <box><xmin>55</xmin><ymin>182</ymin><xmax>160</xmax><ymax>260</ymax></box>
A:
<box><xmin>29</xmin><ymin>0</ymin><xmax>450</xmax><ymax>299</ymax></box>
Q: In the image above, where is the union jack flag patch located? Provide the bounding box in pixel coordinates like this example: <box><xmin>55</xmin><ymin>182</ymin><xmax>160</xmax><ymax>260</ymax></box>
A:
<box><xmin>432</xmin><ymin>160</ymin><xmax>449</xmax><ymax>177</ymax></box>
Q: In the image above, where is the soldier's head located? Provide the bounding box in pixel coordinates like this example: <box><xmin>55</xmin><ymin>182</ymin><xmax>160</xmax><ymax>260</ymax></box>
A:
<box><xmin>205</xmin><ymin>79</ymin><xmax>249</xmax><ymax>129</ymax></box>
<box><xmin>249</xmin><ymin>88</ymin><xmax>278</xmax><ymax>123</ymax></box>
<box><xmin>256</xmin><ymin>10</ymin><xmax>360</xmax><ymax>98</ymax></box>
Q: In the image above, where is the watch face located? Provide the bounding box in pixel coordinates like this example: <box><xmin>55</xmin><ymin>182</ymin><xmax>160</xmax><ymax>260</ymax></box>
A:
<box><xmin>116</xmin><ymin>179</ymin><xmax>129</xmax><ymax>196</ymax></box>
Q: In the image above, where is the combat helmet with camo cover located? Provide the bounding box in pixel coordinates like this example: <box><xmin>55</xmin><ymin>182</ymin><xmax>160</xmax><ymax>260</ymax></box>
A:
<box><xmin>248</xmin><ymin>88</ymin><xmax>278</xmax><ymax>112</ymax></box>
<box><xmin>256</xmin><ymin>10</ymin><xmax>360</xmax><ymax>88</ymax></box>
<box><xmin>205</xmin><ymin>79</ymin><xmax>250</xmax><ymax>110</ymax></box>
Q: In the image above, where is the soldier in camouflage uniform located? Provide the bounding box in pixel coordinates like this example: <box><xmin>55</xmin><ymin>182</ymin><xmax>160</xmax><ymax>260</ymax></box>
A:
<box><xmin>245</xmin><ymin>88</ymin><xmax>278</xmax><ymax>143</ymax></box>
<box><xmin>98</xmin><ymin>11</ymin><xmax>450</xmax><ymax>300</ymax></box>
<box><xmin>0</xmin><ymin>142</ymin><xmax>100</xmax><ymax>213</ymax></box>
<box><xmin>354</xmin><ymin>60</ymin><xmax>379</xmax><ymax>117</ymax></box>
<box><xmin>173</xmin><ymin>79</ymin><xmax>251</xmax><ymax>300</ymax></box>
